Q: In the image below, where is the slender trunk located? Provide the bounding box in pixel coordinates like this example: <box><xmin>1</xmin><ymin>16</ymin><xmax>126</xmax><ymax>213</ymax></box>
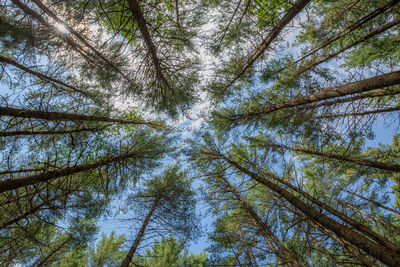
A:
<box><xmin>121</xmin><ymin>194</ymin><xmax>160</xmax><ymax>267</ymax></box>
<box><xmin>0</xmin><ymin>106</ymin><xmax>154</xmax><ymax>126</ymax></box>
<box><xmin>11</xmin><ymin>0</ymin><xmax>94</xmax><ymax>64</ymax></box>
<box><xmin>0</xmin><ymin>126</ymin><xmax>107</xmax><ymax>137</ymax></box>
<box><xmin>0</xmin><ymin>56</ymin><xmax>89</xmax><ymax>97</ymax></box>
<box><xmin>34</xmin><ymin>238</ymin><xmax>70</xmax><ymax>267</ymax></box>
<box><xmin>222</xmin><ymin>0</ymin><xmax>310</xmax><ymax>93</ymax></box>
<box><xmin>207</xmin><ymin>149</ymin><xmax>400</xmax><ymax>266</ymax></box>
<box><xmin>304</xmin><ymin>88</ymin><xmax>400</xmax><ymax>110</ymax></box>
<box><xmin>339</xmin><ymin>200</ymin><xmax>400</xmax><ymax>233</ymax></box>
<box><xmin>294</xmin><ymin>18</ymin><xmax>400</xmax><ymax>78</ymax></box>
<box><xmin>217</xmin><ymin>0</ymin><xmax>243</xmax><ymax>48</ymax></box>
<box><xmin>237</xmin><ymin>229</ymin><xmax>259</xmax><ymax>267</ymax></box>
<box><xmin>126</xmin><ymin>0</ymin><xmax>170</xmax><ymax>88</ymax></box>
<box><xmin>320</xmin><ymin>179</ymin><xmax>400</xmax><ymax>216</ymax></box>
<box><xmin>272</xmin><ymin>194</ymin><xmax>378</xmax><ymax>267</ymax></box>
<box><xmin>262</xmin><ymin>141</ymin><xmax>400</xmax><ymax>172</ymax></box>
<box><xmin>0</xmin><ymin>168</ymin><xmax>46</xmax><ymax>175</ymax></box>
<box><xmin>251</xmin><ymin>163</ymin><xmax>400</xmax><ymax>254</ymax></box>
<box><xmin>289</xmin><ymin>0</ymin><xmax>399</xmax><ymax>71</ymax></box>
<box><xmin>0</xmin><ymin>150</ymin><xmax>142</xmax><ymax>193</ymax></box>
<box><xmin>238</xmin><ymin>229</ymin><xmax>258</xmax><ymax>267</ymax></box>
<box><xmin>227</xmin><ymin>71</ymin><xmax>400</xmax><ymax>122</ymax></box>
<box><xmin>318</xmin><ymin>106</ymin><xmax>400</xmax><ymax>118</ymax></box>
<box><xmin>30</xmin><ymin>0</ymin><xmax>132</xmax><ymax>82</ymax></box>
<box><xmin>0</xmin><ymin>191</ymin><xmax>70</xmax><ymax>228</ymax></box>
<box><xmin>222</xmin><ymin>177</ymin><xmax>302</xmax><ymax>266</ymax></box>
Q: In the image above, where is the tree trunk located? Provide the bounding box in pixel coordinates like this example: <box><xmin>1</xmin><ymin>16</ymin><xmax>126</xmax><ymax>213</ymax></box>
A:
<box><xmin>0</xmin><ymin>126</ymin><xmax>107</xmax><ymax>137</ymax></box>
<box><xmin>227</xmin><ymin>70</ymin><xmax>400</xmax><ymax>122</ymax></box>
<box><xmin>272</xmin><ymin>194</ymin><xmax>378</xmax><ymax>267</ymax></box>
<box><xmin>263</xmin><ymin>141</ymin><xmax>400</xmax><ymax>172</ymax></box>
<box><xmin>30</xmin><ymin>0</ymin><xmax>132</xmax><ymax>83</ymax></box>
<box><xmin>318</xmin><ymin>106</ymin><xmax>400</xmax><ymax>118</ymax></box>
<box><xmin>0</xmin><ymin>191</ymin><xmax>70</xmax><ymax>228</ymax></box>
<box><xmin>11</xmin><ymin>0</ymin><xmax>94</xmax><ymax>64</ymax></box>
<box><xmin>208</xmin><ymin>150</ymin><xmax>400</xmax><ymax>266</ymax></box>
<box><xmin>251</xmin><ymin>163</ymin><xmax>400</xmax><ymax>254</ymax></box>
<box><xmin>222</xmin><ymin>177</ymin><xmax>302</xmax><ymax>267</ymax></box>
<box><xmin>304</xmin><ymin>88</ymin><xmax>400</xmax><ymax>110</ymax></box>
<box><xmin>126</xmin><ymin>0</ymin><xmax>170</xmax><ymax>88</ymax></box>
<box><xmin>0</xmin><ymin>150</ymin><xmax>142</xmax><ymax>193</ymax></box>
<box><xmin>294</xmin><ymin>18</ymin><xmax>400</xmax><ymax>78</ymax></box>
<box><xmin>0</xmin><ymin>106</ymin><xmax>154</xmax><ymax>126</ymax></box>
<box><xmin>0</xmin><ymin>55</ymin><xmax>89</xmax><ymax>97</ymax></box>
<box><xmin>121</xmin><ymin>194</ymin><xmax>161</xmax><ymax>267</ymax></box>
<box><xmin>290</xmin><ymin>0</ymin><xmax>399</xmax><ymax>73</ymax></box>
<box><xmin>221</xmin><ymin>0</ymin><xmax>310</xmax><ymax>93</ymax></box>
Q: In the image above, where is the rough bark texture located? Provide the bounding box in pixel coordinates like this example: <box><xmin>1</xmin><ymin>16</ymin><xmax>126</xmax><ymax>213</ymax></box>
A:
<box><xmin>0</xmin><ymin>56</ymin><xmax>88</xmax><ymax>97</ymax></box>
<box><xmin>126</xmin><ymin>0</ymin><xmax>170</xmax><ymax>88</ymax></box>
<box><xmin>265</xmin><ymin>141</ymin><xmax>400</xmax><ymax>172</ymax></box>
<box><xmin>207</xmin><ymin>150</ymin><xmax>400</xmax><ymax>266</ymax></box>
<box><xmin>253</xmin><ymin>164</ymin><xmax>400</xmax><ymax>254</ymax></box>
<box><xmin>0</xmin><ymin>106</ymin><xmax>153</xmax><ymax>125</ymax></box>
<box><xmin>30</xmin><ymin>0</ymin><xmax>132</xmax><ymax>82</ymax></box>
<box><xmin>229</xmin><ymin>71</ymin><xmax>400</xmax><ymax>121</ymax></box>
<box><xmin>294</xmin><ymin>18</ymin><xmax>400</xmax><ymax>78</ymax></box>
<box><xmin>273</xmin><ymin>195</ymin><xmax>378</xmax><ymax>267</ymax></box>
<box><xmin>0</xmin><ymin>126</ymin><xmax>107</xmax><ymax>137</ymax></box>
<box><xmin>223</xmin><ymin>177</ymin><xmax>303</xmax><ymax>266</ymax></box>
<box><xmin>304</xmin><ymin>88</ymin><xmax>400</xmax><ymax>110</ymax></box>
<box><xmin>121</xmin><ymin>194</ymin><xmax>160</xmax><ymax>267</ymax></box>
<box><xmin>0</xmin><ymin>150</ymin><xmax>140</xmax><ymax>193</ymax></box>
<box><xmin>222</xmin><ymin>0</ymin><xmax>310</xmax><ymax>93</ymax></box>
<box><xmin>318</xmin><ymin>106</ymin><xmax>400</xmax><ymax>118</ymax></box>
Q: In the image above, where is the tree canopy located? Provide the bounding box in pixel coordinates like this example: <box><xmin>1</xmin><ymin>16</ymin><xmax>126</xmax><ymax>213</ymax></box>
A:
<box><xmin>1</xmin><ymin>0</ymin><xmax>400</xmax><ymax>266</ymax></box>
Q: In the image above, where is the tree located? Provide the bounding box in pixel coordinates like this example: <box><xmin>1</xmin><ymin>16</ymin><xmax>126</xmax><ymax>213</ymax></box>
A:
<box><xmin>133</xmin><ymin>236</ymin><xmax>207</xmax><ymax>267</ymax></box>
<box><xmin>121</xmin><ymin>164</ymin><xmax>200</xmax><ymax>266</ymax></box>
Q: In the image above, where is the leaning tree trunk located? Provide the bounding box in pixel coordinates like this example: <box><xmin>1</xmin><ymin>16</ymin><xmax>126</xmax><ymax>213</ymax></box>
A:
<box><xmin>126</xmin><ymin>0</ymin><xmax>170</xmax><ymax>88</ymax></box>
<box><xmin>222</xmin><ymin>0</ymin><xmax>310</xmax><ymax>93</ymax></box>
<box><xmin>0</xmin><ymin>106</ymin><xmax>154</xmax><ymax>126</ymax></box>
<box><xmin>226</xmin><ymin>70</ymin><xmax>400</xmax><ymax>123</ymax></box>
<box><xmin>261</xmin><ymin>141</ymin><xmax>400</xmax><ymax>172</ymax></box>
<box><xmin>0</xmin><ymin>150</ymin><xmax>142</xmax><ymax>193</ymax></box>
<box><xmin>207</xmin><ymin>149</ymin><xmax>400</xmax><ymax>266</ymax></box>
<box><xmin>222</xmin><ymin>177</ymin><xmax>302</xmax><ymax>267</ymax></box>
<box><xmin>251</xmin><ymin>163</ymin><xmax>400</xmax><ymax>253</ymax></box>
<box><xmin>273</xmin><ymin>194</ymin><xmax>378</xmax><ymax>267</ymax></box>
<box><xmin>0</xmin><ymin>55</ymin><xmax>89</xmax><ymax>97</ymax></box>
<box><xmin>121</xmin><ymin>194</ymin><xmax>161</xmax><ymax>267</ymax></box>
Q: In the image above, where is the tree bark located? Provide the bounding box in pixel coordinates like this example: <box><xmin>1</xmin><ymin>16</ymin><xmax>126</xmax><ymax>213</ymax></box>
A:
<box><xmin>0</xmin><ymin>126</ymin><xmax>107</xmax><ymax>137</ymax></box>
<box><xmin>222</xmin><ymin>177</ymin><xmax>302</xmax><ymax>266</ymax></box>
<box><xmin>221</xmin><ymin>0</ymin><xmax>310</xmax><ymax>94</ymax></box>
<box><xmin>11</xmin><ymin>0</ymin><xmax>94</xmax><ymax>63</ymax></box>
<box><xmin>272</xmin><ymin>194</ymin><xmax>378</xmax><ymax>267</ymax></box>
<box><xmin>0</xmin><ymin>106</ymin><xmax>154</xmax><ymax>126</ymax></box>
<box><xmin>294</xmin><ymin>18</ymin><xmax>400</xmax><ymax>78</ymax></box>
<box><xmin>251</xmin><ymin>163</ymin><xmax>400</xmax><ymax>254</ymax></box>
<box><xmin>121</xmin><ymin>194</ymin><xmax>161</xmax><ymax>267</ymax></box>
<box><xmin>126</xmin><ymin>0</ymin><xmax>170</xmax><ymax>88</ymax></box>
<box><xmin>30</xmin><ymin>0</ymin><xmax>132</xmax><ymax>82</ymax></box>
<box><xmin>262</xmin><ymin>141</ymin><xmax>400</xmax><ymax>172</ymax></box>
<box><xmin>206</xmin><ymin>149</ymin><xmax>400</xmax><ymax>266</ymax></box>
<box><xmin>0</xmin><ymin>149</ymin><xmax>142</xmax><ymax>193</ymax></box>
<box><xmin>290</xmin><ymin>0</ymin><xmax>399</xmax><ymax>72</ymax></box>
<box><xmin>227</xmin><ymin>70</ymin><xmax>400</xmax><ymax>122</ymax></box>
<box><xmin>318</xmin><ymin>106</ymin><xmax>400</xmax><ymax>118</ymax></box>
<box><xmin>0</xmin><ymin>55</ymin><xmax>89</xmax><ymax>97</ymax></box>
<box><xmin>304</xmin><ymin>88</ymin><xmax>400</xmax><ymax>110</ymax></box>
<box><xmin>0</xmin><ymin>191</ymin><xmax>70</xmax><ymax>228</ymax></box>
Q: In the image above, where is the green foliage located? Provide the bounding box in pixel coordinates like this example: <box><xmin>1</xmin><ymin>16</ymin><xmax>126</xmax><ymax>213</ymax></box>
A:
<box><xmin>134</xmin><ymin>236</ymin><xmax>207</xmax><ymax>267</ymax></box>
